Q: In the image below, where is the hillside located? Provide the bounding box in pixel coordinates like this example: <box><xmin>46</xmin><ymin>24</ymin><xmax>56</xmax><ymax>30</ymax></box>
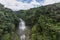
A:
<box><xmin>16</xmin><ymin>3</ymin><xmax>60</xmax><ymax>40</ymax></box>
<box><xmin>0</xmin><ymin>4</ymin><xmax>19</xmax><ymax>40</ymax></box>
<box><xmin>0</xmin><ymin>2</ymin><xmax>60</xmax><ymax>40</ymax></box>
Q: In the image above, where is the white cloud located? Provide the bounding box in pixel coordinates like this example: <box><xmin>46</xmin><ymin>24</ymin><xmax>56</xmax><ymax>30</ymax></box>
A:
<box><xmin>0</xmin><ymin>0</ymin><xmax>60</xmax><ymax>11</ymax></box>
<box><xmin>43</xmin><ymin>0</ymin><xmax>60</xmax><ymax>5</ymax></box>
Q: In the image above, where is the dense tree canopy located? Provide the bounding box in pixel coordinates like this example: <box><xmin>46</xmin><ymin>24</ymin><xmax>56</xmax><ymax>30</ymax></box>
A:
<box><xmin>0</xmin><ymin>2</ymin><xmax>60</xmax><ymax>40</ymax></box>
<box><xmin>16</xmin><ymin>3</ymin><xmax>60</xmax><ymax>40</ymax></box>
<box><xmin>0</xmin><ymin>4</ymin><xmax>19</xmax><ymax>40</ymax></box>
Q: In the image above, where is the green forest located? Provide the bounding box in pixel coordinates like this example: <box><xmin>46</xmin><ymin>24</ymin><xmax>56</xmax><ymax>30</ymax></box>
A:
<box><xmin>0</xmin><ymin>2</ymin><xmax>60</xmax><ymax>40</ymax></box>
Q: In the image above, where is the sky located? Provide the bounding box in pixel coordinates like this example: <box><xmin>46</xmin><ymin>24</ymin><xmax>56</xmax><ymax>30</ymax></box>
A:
<box><xmin>0</xmin><ymin>0</ymin><xmax>60</xmax><ymax>11</ymax></box>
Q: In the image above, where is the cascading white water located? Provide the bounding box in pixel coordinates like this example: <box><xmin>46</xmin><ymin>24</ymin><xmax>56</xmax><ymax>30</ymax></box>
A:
<box><xmin>19</xmin><ymin>19</ymin><xmax>26</xmax><ymax>30</ymax></box>
<box><xmin>19</xmin><ymin>19</ymin><xmax>26</xmax><ymax>40</ymax></box>
<box><xmin>18</xmin><ymin>18</ymin><xmax>30</xmax><ymax>40</ymax></box>
<box><xmin>20</xmin><ymin>35</ymin><xmax>25</xmax><ymax>40</ymax></box>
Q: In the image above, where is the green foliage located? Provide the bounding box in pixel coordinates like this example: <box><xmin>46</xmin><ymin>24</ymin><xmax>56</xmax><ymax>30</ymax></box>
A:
<box><xmin>0</xmin><ymin>2</ymin><xmax>60</xmax><ymax>40</ymax></box>
<box><xmin>0</xmin><ymin>4</ymin><xmax>19</xmax><ymax>40</ymax></box>
<box><xmin>16</xmin><ymin>3</ymin><xmax>60</xmax><ymax>40</ymax></box>
<box><xmin>1</xmin><ymin>33</ymin><xmax>10</xmax><ymax>40</ymax></box>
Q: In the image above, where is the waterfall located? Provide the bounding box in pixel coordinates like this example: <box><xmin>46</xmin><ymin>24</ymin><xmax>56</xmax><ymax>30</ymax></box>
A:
<box><xmin>19</xmin><ymin>18</ymin><xmax>26</xmax><ymax>40</ymax></box>
<box><xmin>19</xmin><ymin>19</ymin><xmax>26</xmax><ymax>30</ymax></box>
<box><xmin>18</xmin><ymin>18</ymin><xmax>30</xmax><ymax>40</ymax></box>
